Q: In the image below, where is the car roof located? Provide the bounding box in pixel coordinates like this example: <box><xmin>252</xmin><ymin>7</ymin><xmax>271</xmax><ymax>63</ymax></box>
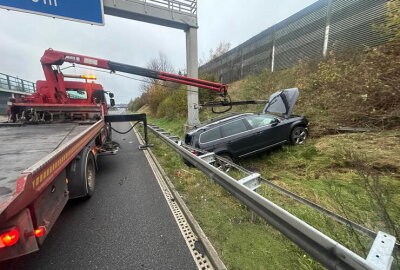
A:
<box><xmin>188</xmin><ymin>113</ymin><xmax>254</xmax><ymax>135</ymax></box>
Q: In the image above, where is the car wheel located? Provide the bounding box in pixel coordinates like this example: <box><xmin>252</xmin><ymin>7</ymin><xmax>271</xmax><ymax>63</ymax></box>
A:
<box><xmin>290</xmin><ymin>126</ymin><xmax>308</xmax><ymax>145</ymax></box>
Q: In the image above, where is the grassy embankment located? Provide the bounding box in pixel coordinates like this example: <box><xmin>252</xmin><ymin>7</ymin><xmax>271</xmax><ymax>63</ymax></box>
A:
<box><xmin>136</xmin><ymin>42</ymin><xmax>400</xmax><ymax>269</ymax></box>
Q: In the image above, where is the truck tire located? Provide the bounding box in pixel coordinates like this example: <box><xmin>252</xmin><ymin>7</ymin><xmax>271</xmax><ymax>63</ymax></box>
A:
<box><xmin>67</xmin><ymin>146</ymin><xmax>96</xmax><ymax>199</ymax></box>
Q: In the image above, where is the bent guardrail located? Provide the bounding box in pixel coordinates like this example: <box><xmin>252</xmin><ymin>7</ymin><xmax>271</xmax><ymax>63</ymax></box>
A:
<box><xmin>146</xmin><ymin>124</ymin><xmax>397</xmax><ymax>270</ymax></box>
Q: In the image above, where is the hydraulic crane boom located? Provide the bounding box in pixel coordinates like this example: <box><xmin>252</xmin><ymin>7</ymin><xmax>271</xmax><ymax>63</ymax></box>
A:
<box><xmin>9</xmin><ymin>49</ymin><xmax>265</xmax><ymax>122</ymax></box>
<box><xmin>41</xmin><ymin>49</ymin><xmax>228</xmax><ymax>96</ymax></box>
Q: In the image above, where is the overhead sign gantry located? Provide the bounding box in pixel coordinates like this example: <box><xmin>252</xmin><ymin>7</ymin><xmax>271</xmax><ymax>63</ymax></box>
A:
<box><xmin>0</xmin><ymin>0</ymin><xmax>104</xmax><ymax>25</ymax></box>
<box><xmin>0</xmin><ymin>0</ymin><xmax>199</xmax><ymax>126</ymax></box>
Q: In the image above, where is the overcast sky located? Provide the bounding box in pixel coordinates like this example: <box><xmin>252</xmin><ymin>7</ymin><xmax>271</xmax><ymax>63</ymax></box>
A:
<box><xmin>0</xmin><ymin>0</ymin><xmax>317</xmax><ymax>103</ymax></box>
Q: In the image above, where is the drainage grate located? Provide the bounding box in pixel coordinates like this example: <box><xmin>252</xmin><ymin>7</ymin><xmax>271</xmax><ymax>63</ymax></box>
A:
<box><xmin>141</xmin><ymin>141</ymin><xmax>214</xmax><ymax>270</ymax></box>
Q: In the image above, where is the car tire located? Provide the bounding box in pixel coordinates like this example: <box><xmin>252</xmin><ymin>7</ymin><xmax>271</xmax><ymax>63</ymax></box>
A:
<box><xmin>290</xmin><ymin>126</ymin><xmax>308</xmax><ymax>145</ymax></box>
<box><xmin>219</xmin><ymin>153</ymin><xmax>233</xmax><ymax>162</ymax></box>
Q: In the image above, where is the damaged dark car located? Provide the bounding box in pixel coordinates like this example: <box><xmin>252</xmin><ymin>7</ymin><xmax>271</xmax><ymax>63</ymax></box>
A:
<box><xmin>184</xmin><ymin>88</ymin><xmax>308</xmax><ymax>159</ymax></box>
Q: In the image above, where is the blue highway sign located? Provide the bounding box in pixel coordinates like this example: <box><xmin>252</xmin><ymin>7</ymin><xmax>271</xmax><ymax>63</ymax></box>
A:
<box><xmin>0</xmin><ymin>0</ymin><xmax>104</xmax><ymax>25</ymax></box>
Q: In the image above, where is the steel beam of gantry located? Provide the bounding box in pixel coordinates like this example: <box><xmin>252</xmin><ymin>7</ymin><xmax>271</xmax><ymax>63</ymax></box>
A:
<box><xmin>103</xmin><ymin>0</ymin><xmax>200</xmax><ymax>126</ymax></box>
<box><xmin>103</xmin><ymin>0</ymin><xmax>197</xmax><ymax>29</ymax></box>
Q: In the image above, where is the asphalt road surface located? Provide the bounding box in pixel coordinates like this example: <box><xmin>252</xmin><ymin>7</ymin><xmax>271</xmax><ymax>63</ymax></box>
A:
<box><xmin>1</xmin><ymin>121</ymin><xmax>198</xmax><ymax>270</ymax></box>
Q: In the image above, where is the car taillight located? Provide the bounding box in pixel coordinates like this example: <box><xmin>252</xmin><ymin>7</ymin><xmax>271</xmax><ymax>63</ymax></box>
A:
<box><xmin>33</xmin><ymin>226</ymin><xmax>46</xmax><ymax>237</ymax></box>
<box><xmin>0</xmin><ymin>228</ymin><xmax>20</xmax><ymax>248</ymax></box>
<box><xmin>191</xmin><ymin>150</ymin><xmax>199</xmax><ymax>155</ymax></box>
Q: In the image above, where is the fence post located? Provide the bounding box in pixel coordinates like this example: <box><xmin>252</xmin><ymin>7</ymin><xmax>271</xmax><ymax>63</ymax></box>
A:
<box><xmin>6</xmin><ymin>75</ymin><xmax>11</xmax><ymax>90</ymax></box>
<box><xmin>240</xmin><ymin>45</ymin><xmax>244</xmax><ymax>79</ymax></box>
<box><xmin>271</xmin><ymin>27</ymin><xmax>276</xmax><ymax>72</ymax></box>
<box><xmin>323</xmin><ymin>0</ymin><xmax>333</xmax><ymax>57</ymax></box>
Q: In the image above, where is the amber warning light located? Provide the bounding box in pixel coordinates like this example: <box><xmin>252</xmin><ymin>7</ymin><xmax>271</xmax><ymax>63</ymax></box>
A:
<box><xmin>63</xmin><ymin>74</ymin><xmax>97</xmax><ymax>80</ymax></box>
<box><xmin>80</xmin><ymin>75</ymin><xmax>97</xmax><ymax>80</ymax></box>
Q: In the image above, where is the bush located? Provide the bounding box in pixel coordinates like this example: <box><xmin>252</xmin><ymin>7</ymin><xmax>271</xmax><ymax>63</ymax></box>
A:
<box><xmin>297</xmin><ymin>42</ymin><xmax>400</xmax><ymax>132</ymax></box>
<box><xmin>146</xmin><ymin>84</ymin><xmax>171</xmax><ymax>115</ymax></box>
<box><xmin>128</xmin><ymin>97</ymin><xmax>145</xmax><ymax>112</ymax></box>
<box><xmin>380</xmin><ymin>0</ymin><xmax>400</xmax><ymax>40</ymax></box>
<box><xmin>157</xmin><ymin>87</ymin><xmax>187</xmax><ymax>119</ymax></box>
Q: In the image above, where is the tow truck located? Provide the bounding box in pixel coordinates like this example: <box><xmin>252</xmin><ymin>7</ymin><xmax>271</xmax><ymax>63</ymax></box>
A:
<box><xmin>0</xmin><ymin>49</ymin><xmax>232</xmax><ymax>261</ymax></box>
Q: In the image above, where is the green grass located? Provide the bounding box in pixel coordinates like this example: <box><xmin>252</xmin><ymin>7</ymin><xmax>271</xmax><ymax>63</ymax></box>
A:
<box><xmin>139</xmin><ymin>125</ymin><xmax>324</xmax><ymax>269</ymax></box>
<box><xmin>130</xmin><ymin>40</ymin><xmax>400</xmax><ymax>269</ymax></box>
<box><xmin>146</xmin><ymin>115</ymin><xmax>186</xmax><ymax>138</ymax></box>
<box><xmin>138</xmin><ymin>118</ymin><xmax>400</xmax><ymax>269</ymax></box>
<box><xmin>239</xmin><ymin>133</ymin><xmax>400</xmax><ymax>239</ymax></box>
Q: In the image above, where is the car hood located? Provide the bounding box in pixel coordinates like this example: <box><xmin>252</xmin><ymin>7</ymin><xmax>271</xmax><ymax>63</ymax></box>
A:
<box><xmin>262</xmin><ymin>88</ymin><xmax>299</xmax><ymax>118</ymax></box>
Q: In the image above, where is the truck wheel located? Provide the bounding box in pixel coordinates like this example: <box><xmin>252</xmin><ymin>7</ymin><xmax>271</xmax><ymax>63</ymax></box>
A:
<box><xmin>67</xmin><ymin>146</ymin><xmax>96</xmax><ymax>199</ymax></box>
<box><xmin>106</xmin><ymin>123</ymin><xmax>112</xmax><ymax>141</ymax></box>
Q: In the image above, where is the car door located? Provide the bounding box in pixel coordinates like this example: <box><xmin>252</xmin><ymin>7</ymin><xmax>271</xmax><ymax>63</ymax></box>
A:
<box><xmin>243</xmin><ymin>115</ymin><xmax>284</xmax><ymax>152</ymax></box>
<box><xmin>219</xmin><ymin>119</ymin><xmax>255</xmax><ymax>157</ymax></box>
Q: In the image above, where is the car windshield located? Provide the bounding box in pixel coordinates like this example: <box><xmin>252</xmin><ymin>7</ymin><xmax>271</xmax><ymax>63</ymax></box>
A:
<box><xmin>246</xmin><ymin>115</ymin><xmax>276</xmax><ymax>128</ymax></box>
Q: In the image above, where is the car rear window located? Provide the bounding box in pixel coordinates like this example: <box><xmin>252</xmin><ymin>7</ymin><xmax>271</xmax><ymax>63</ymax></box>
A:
<box><xmin>246</xmin><ymin>115</ymin><xmax>276</xmax><ymax>128</ymax></box>
<box><xmin>221</xmin><ymin>119</ymin><xmax>248</xmax><ymax>137</ymax></box>
<box><xmin>200</xmin><ymin>127</ymin><xmax>221</xmax><ymax>143</ymax></box>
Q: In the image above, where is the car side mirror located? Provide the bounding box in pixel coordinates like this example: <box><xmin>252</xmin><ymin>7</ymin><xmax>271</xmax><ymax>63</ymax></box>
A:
<box><xmin>110</xmin><ymin>99</ymin><xmax>115</xmax><ymax>107</ymax></box>
<box><xmin>109</xmin><ymin>92</ymin><xmax>114</xmax><ymax>98</ymax></box>
<box><xmin>271</xmin><ymin>118</ymin><xmax>280</xmax><ymax>127</ymax></box>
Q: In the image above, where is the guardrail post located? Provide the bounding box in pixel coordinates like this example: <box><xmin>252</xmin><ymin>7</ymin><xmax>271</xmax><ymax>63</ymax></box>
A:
<box><xmin>366</xmin><ymin>231</ymin><xmax>396</xmax><ymax>270</ymax></box>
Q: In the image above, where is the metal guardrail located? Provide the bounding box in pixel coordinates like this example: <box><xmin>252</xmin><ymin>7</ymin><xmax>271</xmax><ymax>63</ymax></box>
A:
<box><xmin>0</xmin><ymin>73</ymin><xmax>35</xmax><ymax>93</ymax></box>
<box><xmin>145</xmin><ymin>123</ymin><xmax>397</xmax><ymax>270</ymax></box>
<box><xmin>135</xmin><ymin>0</ymin><xmax>197</xmax><ymax>14</ymax></box>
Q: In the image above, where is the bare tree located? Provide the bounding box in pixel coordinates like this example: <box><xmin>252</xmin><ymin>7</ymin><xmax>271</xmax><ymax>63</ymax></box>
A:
<box><xmin>199</xmin><ymin>41</ymin><xmax>231</xmax><ymax>66</ymax></box>
<box><xmin>141</xmin><ymin>52</ymin><xmax>175</xmax><ymax>93</ymax></box>
<box><xmin>209</xmin><ymin>41</ymin><xmax>231</xmax><ymax>60</ymax></box>
<box><xmin>147</xmin><ymin>52</ymin><xmax>175</xmax><ymax>73</ymax></box>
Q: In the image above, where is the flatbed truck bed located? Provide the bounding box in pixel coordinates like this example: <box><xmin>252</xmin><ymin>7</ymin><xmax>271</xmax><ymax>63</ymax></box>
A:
<box><xmin>0</xmin><ymin>123</ymin><xmax>94</xmax><ymax>205</ymax></box>
<box><xmin>0</xmin><ymin>120</ymin><xmax>108</xmax><ymax>260</ymax></box>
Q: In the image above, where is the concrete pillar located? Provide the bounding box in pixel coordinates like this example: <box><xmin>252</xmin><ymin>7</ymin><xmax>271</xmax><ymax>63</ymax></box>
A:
<box><xmin>185</xmin><ymin>27</ymin><xmax>200</xmax><ymax>127</ymax></box>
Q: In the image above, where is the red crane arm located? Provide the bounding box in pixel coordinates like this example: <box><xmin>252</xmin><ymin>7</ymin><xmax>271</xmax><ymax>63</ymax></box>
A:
<box><xmin>41</xmin><ymin>49</ymin><xmax>228</xmax><ymax>95</ymax></box>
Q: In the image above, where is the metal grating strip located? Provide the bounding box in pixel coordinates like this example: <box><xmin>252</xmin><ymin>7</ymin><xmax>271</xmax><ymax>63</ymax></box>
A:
<box><xmin>136</xmin><ymin>129</ymin><xmax>214</xmax><ymax>270</ymax></box>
